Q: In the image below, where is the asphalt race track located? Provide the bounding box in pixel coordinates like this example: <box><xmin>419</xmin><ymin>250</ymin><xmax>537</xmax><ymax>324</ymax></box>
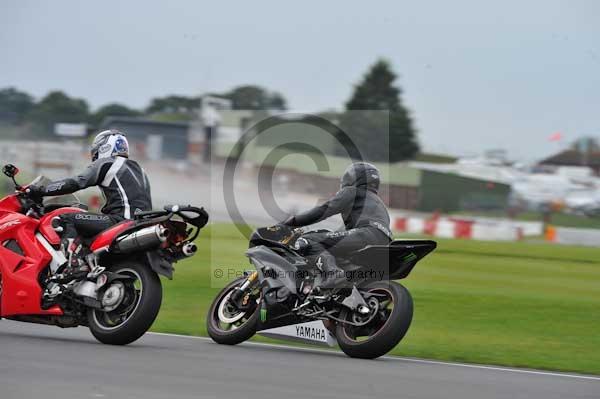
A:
<box><xmin>0</xmin><ymin>321</ymin><xmax>598</xmax><ymax>399</ymax></box>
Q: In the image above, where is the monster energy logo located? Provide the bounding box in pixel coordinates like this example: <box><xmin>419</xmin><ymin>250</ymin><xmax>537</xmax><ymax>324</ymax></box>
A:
<box><xmin>403</xmin><ymin>253</ymin><xmax>417</xmax><ymax>263</ymax></box>
<box><xmin>260</xmin><ymin>308</ymin><xmax>267</xmax><ymax>322</ymax></box>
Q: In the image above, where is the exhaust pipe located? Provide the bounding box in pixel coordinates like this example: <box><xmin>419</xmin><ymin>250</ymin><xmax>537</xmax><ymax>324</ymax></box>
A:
<box><xmin>182</xmin><ymin>242</ymin><xmax>197</xmax><ymax>256</ymax></box>
<box><xmin>113</xmin><ymin>225</ymin><xmax>169</xmax><ymax>253</ymax></box>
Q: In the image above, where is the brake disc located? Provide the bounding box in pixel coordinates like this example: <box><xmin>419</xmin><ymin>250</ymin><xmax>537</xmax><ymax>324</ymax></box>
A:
<box><xmin>217</xmin><ymin>292</ymin><xmax>246</xmax><ymax>324</ymax></box>
<box><xmin>101</xmin><ymin>281</ymin><xmax>125</xmax><ymax>312</ymax></box>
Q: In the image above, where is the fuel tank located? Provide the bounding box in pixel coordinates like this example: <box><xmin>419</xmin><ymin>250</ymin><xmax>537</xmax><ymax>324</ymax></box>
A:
<box><xmin>38</xmin><ymin>207</ymin><xmax>85</xmax><ymax>246</ymax></box>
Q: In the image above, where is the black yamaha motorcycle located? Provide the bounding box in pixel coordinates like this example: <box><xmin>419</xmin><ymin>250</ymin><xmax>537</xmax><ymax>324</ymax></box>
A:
<box><xmin>207</xmin><ymin>225</ymin><xmax>436</xmax><ymax>359</ymax></box>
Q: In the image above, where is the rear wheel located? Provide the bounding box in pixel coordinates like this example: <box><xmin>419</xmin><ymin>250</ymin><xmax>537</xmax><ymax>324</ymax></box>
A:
<box><xmin>336</xmin><ymin>281</ymin><xmax>413</xmax><ymax>359</ymax></box>
<box><xmin>87</xmin><ymin>261</ymin><xmax>162</xmax><ymax>345</ymax></box>
<box><xmin>207</xmin><ymin>276</ymin><xmax>260</xmax><ymax>345</ymax></box>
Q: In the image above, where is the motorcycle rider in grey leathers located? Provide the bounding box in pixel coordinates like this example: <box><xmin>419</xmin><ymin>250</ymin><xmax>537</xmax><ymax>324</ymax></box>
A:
<box><xmin>29</xmin><ymin>130</ymin><xmax>152</xmax><ymax>283</ymax></box>
<box><xmin>283</xmin><ymin>162</ymin><xmax>392</xmax><ymax>289</ymax></box>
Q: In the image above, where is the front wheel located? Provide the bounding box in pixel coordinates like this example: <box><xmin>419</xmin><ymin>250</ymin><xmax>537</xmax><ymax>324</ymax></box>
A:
<box><xmin>87</xmin><ymin>261</ymin><xmax>162</xmax><ymax>345</ymax></box>
<box><xmin>207</xmin><ymin>276</ymin><xmax>260</xmax><ymax>345</ymax></box>
<box><xmin>336</xmin><ymin>281</ymin><xmax>413</xmax><ymax>359</ymax></box>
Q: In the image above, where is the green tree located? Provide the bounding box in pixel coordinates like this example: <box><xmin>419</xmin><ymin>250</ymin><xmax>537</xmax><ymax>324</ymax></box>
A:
<box><xmin>28</xmin><ymin>91</ymin><xmax>89</xmax><ymax>134</ymax></box>
<box><xmin>224</xmin><ymin>85</ymin><xmax>287</xmax><ymax>110</ymax></box>
<box><xmin>90</xmin><ymin>103</ymin><xmax>140</xmax><ymax>126</ymax></box>
<box><xmin>0</xmin><ymin>87</ymin><xmax>35</xmax><ymax>124</ymax></box>
<box><xmin>267</xmin><ymin>92</ymin><xmax>287</xmax><ymax>110</ymax></box>
<box><xmin>145</xmin><ymin>95</ymin><xmax>201</xmax><ymax>117</ymax></box>
<box><xmin>339</xmin><ymin>59</ymin><xmax>419</xmax><ymax>162</ymax></box>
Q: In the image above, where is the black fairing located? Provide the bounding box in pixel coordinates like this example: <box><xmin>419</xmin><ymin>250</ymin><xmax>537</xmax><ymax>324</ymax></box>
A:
<box><xmin>249</xmin><ymin>225</ymin><xmax>295</xmax><ymax>249</ymax></box>
<box><xmin>249</xmin><ymin>226</ymin><xmax>437</xmax><ymax>280</ymax></box>
<box><xmin>348</xmin><ymin>239</ymin><xmax>437</xmax><ymax>279</ymax></box>
<box><xmin>246</xmin><ymin>246</ymin><xmax>304</xmax><ymax>295</ymax></box>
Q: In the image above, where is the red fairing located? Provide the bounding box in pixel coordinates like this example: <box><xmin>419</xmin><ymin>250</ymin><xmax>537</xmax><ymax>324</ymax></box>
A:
<box><xmin>0</xmin><ymin>212</ymin><xmax>62</xmax><ymax>317</ymax></box>
<box><xmin>38</xmin><ymin>207</ymin><xmax>85</xmax><ymax>245</ymax></box>
<box><xmin>90</xmin><ymin>220</ymin><xmax>135</xmax><ymax>252</ymax></box>
<box><xmin>0</xmin><ymin>194</ymin><xmax>22</xmax><ymax>213</ymax></box>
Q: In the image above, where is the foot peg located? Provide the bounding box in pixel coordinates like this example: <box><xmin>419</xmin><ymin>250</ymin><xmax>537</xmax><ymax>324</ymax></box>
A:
<box><xmin>41</xmin><ymin>282</ymin><xmax>65</xmax><ymax>308</ymax></box>
<box><xmin>44</xmin><ymin>282</ymin><xmax>64</xmax><ymax>298</ymax></box>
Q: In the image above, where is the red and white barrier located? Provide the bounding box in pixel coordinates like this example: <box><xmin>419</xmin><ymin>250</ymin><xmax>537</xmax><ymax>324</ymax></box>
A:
<box><xmin>471</xmin><ymin>222</ymin><xmax>523</xmax><ymax>241</ymax></box>
<box><xmin>392</xmin><ymin>215</ymin><xmax>524</xmax><ymax>241</ymax></box>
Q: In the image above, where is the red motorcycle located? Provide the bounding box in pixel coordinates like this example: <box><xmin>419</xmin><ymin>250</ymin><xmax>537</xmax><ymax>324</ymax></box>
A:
<box><xmin>0</xmin><ymin>164</ymin><xmax>208</xmax><ymax>345</ymax></box>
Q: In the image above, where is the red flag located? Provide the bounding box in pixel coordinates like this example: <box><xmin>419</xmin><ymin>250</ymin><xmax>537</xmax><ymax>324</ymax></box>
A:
<box><xmin>548</xmin><ymin>132</ymin><xmax>563</xmax><ymax>142</ymax></box>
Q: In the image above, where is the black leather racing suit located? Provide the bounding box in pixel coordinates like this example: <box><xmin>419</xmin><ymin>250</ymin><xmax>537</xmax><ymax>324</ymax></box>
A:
<box><xmin>284</xmin><ymin>186</ymin><xmax>392</xmax><ymax>285</ymax></box>
<box><xmin>40</xmin><ymin>156</ymin><xmax>152</xmax><ymax>242</ymax></box>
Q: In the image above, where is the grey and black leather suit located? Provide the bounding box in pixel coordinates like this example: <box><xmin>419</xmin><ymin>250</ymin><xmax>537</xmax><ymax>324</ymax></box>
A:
<box><xmin>40</xmin><ymin>156</ymin><xmax>152</xmax><ymax>241</ymax></box>
<box><xmin>284</xmin><ymin>186</ymin><xmax>392</xmax><ymax>283</ymax></box>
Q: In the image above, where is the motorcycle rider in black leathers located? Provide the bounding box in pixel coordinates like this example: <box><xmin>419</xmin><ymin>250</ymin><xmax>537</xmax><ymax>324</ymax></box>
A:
<box><xmin>283</xmin><ymin>162</ymin><xmax>392</xmax><ymax>289</ymax></box>
<box><xmin>29</xmin><ymin>130</ymin><xmax>152</xmax><ymax>282</ymax></box>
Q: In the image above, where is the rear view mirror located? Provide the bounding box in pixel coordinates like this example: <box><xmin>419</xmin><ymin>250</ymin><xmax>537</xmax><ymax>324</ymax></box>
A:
<box><xmin>2</xmin><ymin>164</ymin><xmax>19</xmax><ymax>178</ymax></box>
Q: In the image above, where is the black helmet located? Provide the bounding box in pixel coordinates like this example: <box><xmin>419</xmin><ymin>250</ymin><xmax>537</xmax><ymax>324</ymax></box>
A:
<box><xmin>340</xmin><ymin>162</ymin><xmax>380</xmax><ymax>192</ymax></box>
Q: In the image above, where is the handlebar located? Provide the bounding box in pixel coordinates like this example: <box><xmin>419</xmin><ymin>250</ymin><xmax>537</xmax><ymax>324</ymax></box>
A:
<box><xmin>12</xmin><ymin>186</ymin><xmax>44</xmax><ymax>217</ymax></box>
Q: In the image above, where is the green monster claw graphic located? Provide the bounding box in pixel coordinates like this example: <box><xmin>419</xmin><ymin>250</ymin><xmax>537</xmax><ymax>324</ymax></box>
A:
<box><xmin>260</xmin><ymin>308</ymin><xmax>267</xmax><ymax>322</ymax></box>
<box><xmin>403</xmin><ymin>253</ymin><xmax>418</xmax><ymax>263</ymax></box>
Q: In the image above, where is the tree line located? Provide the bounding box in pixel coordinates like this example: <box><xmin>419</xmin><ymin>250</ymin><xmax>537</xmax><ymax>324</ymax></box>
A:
<box><xmin>0</xmin><ymin>85</ymin><xmax>287</xmax><ymax>133</ymax></box>
<box><xmin>0</xmin><ymin>59</ymin><xmax>419</xmax><ymax>161</ymax></box>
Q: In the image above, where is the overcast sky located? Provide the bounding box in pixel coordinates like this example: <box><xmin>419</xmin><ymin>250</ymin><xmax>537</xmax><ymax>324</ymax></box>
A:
<box><xmin>1</xmin><ymin>0</ymin><xmax>598</xmax><ymax>162</ymax></box>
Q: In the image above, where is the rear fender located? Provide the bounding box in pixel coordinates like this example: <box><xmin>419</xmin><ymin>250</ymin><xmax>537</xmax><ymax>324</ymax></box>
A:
<box><xmin>144</xmin><ymin>250</ymin><xmax>173</xmax><ymax>280</ymax></box>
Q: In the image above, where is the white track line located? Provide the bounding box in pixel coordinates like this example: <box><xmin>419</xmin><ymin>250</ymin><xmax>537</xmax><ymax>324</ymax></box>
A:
<box><xmin>147</xmin><ymin>332</ymin><xmax>600</xmax><ymax>382</ymax></box>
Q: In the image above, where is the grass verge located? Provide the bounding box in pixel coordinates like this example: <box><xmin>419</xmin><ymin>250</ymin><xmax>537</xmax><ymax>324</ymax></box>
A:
<box><xmin>151</xmin><ymin>223</ymin><xmax>600</xmax><ymax>375</ymax></box>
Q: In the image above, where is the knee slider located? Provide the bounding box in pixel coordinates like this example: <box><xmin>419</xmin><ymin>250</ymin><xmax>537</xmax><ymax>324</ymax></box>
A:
<box><xmin>293</xmin><ymin>237</ymin><xmax>310</xmax><ymax>253</ymax></box>
<box><xmin>51</xmin><ymin>216</ymin><xmax>64</xmax><ymax>233</ymax></box>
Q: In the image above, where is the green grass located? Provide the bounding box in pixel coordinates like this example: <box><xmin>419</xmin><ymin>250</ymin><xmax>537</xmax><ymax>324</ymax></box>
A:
<box><xmin>151</xmin><ymin>224</ymin><xmax>600</xmax><ymax>375</ymax></box>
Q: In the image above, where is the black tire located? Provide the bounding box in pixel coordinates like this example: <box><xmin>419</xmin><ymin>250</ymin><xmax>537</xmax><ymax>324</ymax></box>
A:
<box><xmin>336</xmin><ymin>281</ymin><xmax>413</xmax><ymax>359</ymax></box>
<box><xmin>87</xmin><ymin>261</ymin><xmax>162</xmax><ymax>345</ymax></box>
<box><xmin>207</xmin><ymin>277</ymin><xmax>260</xmax><ymax>345</ymax></box>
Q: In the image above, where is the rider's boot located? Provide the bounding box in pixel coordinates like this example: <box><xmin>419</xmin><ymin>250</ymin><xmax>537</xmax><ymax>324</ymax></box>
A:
<box><xmin>42</xmin><ymin>238</ymin><xmax>90</xmax><ymax>308</ymax></box>
<box><xmin>54</xmin><ymin>238</ymin><xmax>90</xmax><ymax>283</ymax></box>
<box><xmin>314</xmin><ymin>253</ymin><xmax>347</xmax><ymax>291</ymax></box>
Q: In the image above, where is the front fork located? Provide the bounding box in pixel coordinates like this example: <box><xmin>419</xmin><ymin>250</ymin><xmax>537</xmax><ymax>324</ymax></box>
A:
<box><xmin>229</xmin><ymin>271</ymin><xmax>258</xmax><ymax>309</ymax></box>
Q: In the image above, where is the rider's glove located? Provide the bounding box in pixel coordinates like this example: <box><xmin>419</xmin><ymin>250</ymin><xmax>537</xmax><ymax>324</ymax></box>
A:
<box><xmin>26</xmin><ymin>185</ymin><xmax>45</xmax><ymax>203</ymax></box>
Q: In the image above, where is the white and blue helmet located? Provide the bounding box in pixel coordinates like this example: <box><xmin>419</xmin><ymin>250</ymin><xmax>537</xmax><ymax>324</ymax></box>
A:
<box><xmin>91</xmin><ymin>129</ymin><xmax>129</xmax><ymax>161</ymax></box>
